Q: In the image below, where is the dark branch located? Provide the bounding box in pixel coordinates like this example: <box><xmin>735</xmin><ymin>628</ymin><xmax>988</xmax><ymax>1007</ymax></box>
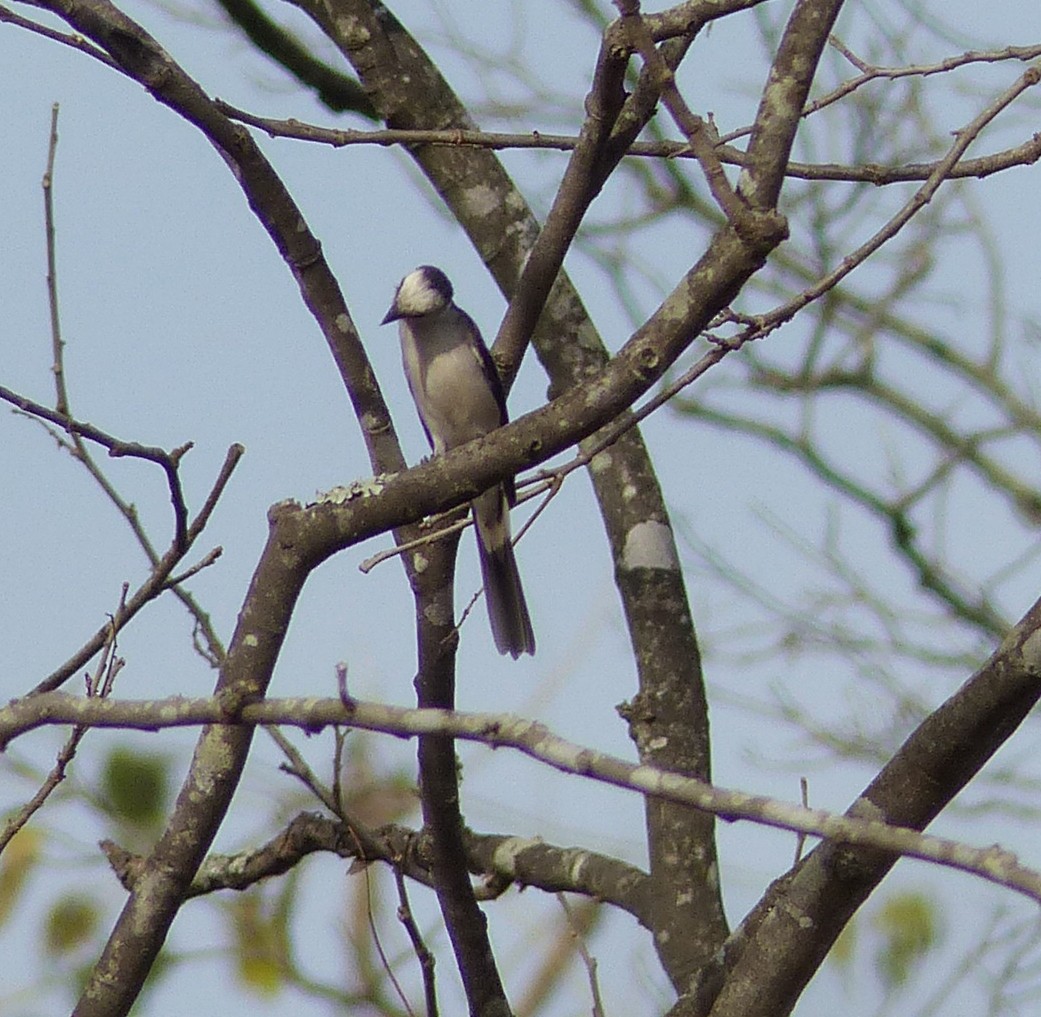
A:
<box><xmin>211</xmin><ymin>0</ymin><xmax>376</xmax><ymax>116</ymax></box>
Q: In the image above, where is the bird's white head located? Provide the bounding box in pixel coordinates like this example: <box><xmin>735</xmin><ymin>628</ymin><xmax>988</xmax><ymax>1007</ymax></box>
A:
<box><xmin>382</xmin><ymin>265</ymin><xmax>454</xmax><ymax>323</ymax></box>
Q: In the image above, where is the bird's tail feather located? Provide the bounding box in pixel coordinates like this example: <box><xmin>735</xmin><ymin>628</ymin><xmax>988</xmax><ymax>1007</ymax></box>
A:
<box><xmin>474</xmin><ymin>487</ymin><xmax>535</xmax><ymax>658</ymax></box>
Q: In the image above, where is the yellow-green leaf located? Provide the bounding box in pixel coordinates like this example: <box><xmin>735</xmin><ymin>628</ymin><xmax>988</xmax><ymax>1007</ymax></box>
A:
<box><xmin>238</xmin><ymin>955</ymin><xmax>283</xmax><ymax>996</ymax></box>
<box><xmin>45</xmin><ymin>895</ymin><xmax>99</xmax><ymax>955</ymax></box>
<box><xmin>228</xmin><ymin>894</ymin><xmax>288</xmax><ymax>998</ymax></box>
<box><xmin>0</xmin><ymin>826</ymin><xmax>43</xmax><ymax>928</ymax></box>
<box><xmin>830</xmin><ymin>916</ymin><xmax>857</xmax><ymax>970</ymax></box>
<box><xmin>873</xmin><ymin>891</ymin><xmax>941</xmax><ymax>988</ymax></box>
<box><xmin>102</xmin><ymin>747</ymin><xmax>168</xmax><ymax>827</ymax></box>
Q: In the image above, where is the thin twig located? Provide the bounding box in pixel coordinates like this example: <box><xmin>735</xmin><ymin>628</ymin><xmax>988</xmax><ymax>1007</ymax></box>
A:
<box><xmin>358</xmin><ymin>508</ymin><xmax>470</xmax><ymax>574</ymax></box>
<box><xmin>4</xmin><ymin>384</ymin><xmax>193</xmax><ymax>475</ymax></box>
<box><xmin>614</xmin><ymin>0</ymin><xmax>747</xmax><ymax>228</ymax></box>
<box><xmin>165</xmin><ymin>547</ymin><xmax>224</xmax><ymax>587</ymax></box>
<box><xmin>557</xmin><ymin>894</ymin><xmax>605</xmax><ymax>1017</ymax></box>
<box><xmin>394</xmin><ymin>866</ymin><xmax>438</xmax><ymax>1017</ymax></box>
<box><xmin>358</xmin><ymin>838</ymin><xmax>415</xmax><ymax>1017</ymax></box>
<box><xmin>43</xmin><ymin>103</ymin><xmax>68</xmax><ymax>416</ymax></box>
<box><xmin>720</xmin><ymin>62</ymin><xmax>1041</xmax><ymax>348</ymax></box>
<box><xmin>267</xmin><ymin>726</ymin><xmax>340</xmax><ymax>815</ymax></box>
<box><xmin>0</xmin><ymin>584</ymin><xmax>128</xmax><ymax>854</ymax></box>
<box><xmin>810</xmin><ymin>36</ymin><xmax>1041</xmax><ymax>118</ymax></box>
<box><xmin>794</xmin><ymin>777</ymin><xmax>809</xmax><ymax>865</ymax></box>
<box><xmin>22</xmin><ymin>102</ymin><xmax>233</xmax><ymax>692</ymax></box>
<box><xmin>33</xmin><ymin>442</ymin><xmax>243</xmax><ymax>694</ymax></box>
<box><xmin>0</xmin><ymin>4</ymin><xmax>116</xmax><ymax>66</ymax></box>
<box><xmin>38</xmin><ymin>138</ymin><xmax>190</xmax><ymax>547</ymax></box>
<box><xmin>211</xmin><ymin>98</ymin><xmax>1041</xmax><ymax>186</ymax></box>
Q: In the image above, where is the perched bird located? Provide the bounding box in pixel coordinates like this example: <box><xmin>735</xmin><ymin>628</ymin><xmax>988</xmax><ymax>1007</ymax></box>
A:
<box><xmin>385</xmin><ymin>265</ymin><xmax>537</xmax><ymax>653</ymax></box>
<box><xmin>382</xmin><ymin>265</ymin><xmax>535</xmax><ymax>658</ymax></box>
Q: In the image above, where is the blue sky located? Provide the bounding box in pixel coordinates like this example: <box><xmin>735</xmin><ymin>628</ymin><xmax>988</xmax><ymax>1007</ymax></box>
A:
<box><xmin>4</xmin><ymin>1</ymin><xmax>1041</xmax><ymax>1013</ymax></box>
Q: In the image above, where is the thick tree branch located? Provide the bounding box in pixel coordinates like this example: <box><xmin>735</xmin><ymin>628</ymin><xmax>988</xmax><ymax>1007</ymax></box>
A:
<box><xmin>6</xmin><ymin>688</ymin><xmax>1041</xmax><ymax>904</ymax></box>
<box><xmin>19</xmin><ymin>0</ymin><xmax>402</xmax><ymax>478</ymax></box>
<box><xmin>291</xmin><ymin>0</ymin><xmax>741</xmax><ymax>988</ymax></box>
<box><xmin>738</xmin><ymin>0</ymin><xmax>846</xmax><ymax>211</ymax></box>
<box><xmin>678</xmin><ymin>586</ymin><xmax>1041</xmax><ymax>1016</ymax></box>
<box><xmin>62</xmin><ymin>497</ymin><xmax>315</xmax><ymax>1017</ymax></box>
<box><xmin>103</xmin><ymin>811</ymin><xmax>654</xmax><ymax>925</ymax></box>
<box><xmin>210</xmin><ymin>0</ymin><xmax>375</xmax><ymax>116</ymax></box>
<box><xmin>411</xmin><ymin>532</ymin><xmax>513</xmax><ymax>1017</ymax></box>
<box><xmin>9</xmin><ymin>2</ymin><xmax>410</xmax><ymax>1011</ymax></box>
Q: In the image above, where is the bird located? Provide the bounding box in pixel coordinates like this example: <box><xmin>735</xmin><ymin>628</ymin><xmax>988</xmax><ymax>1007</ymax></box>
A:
<box><xmin>382</xmin><ymin>265</ymin><xmax>535</xmax><ymax>658</ymax></box>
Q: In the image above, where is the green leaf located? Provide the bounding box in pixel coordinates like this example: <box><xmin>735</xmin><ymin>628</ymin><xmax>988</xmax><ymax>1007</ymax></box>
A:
<box><xmin>238</xmin><ymin>956</ymin><xmax>283</xmax><ymax>996</ymax></box>
<box><xmin>873</xmin><ymin>891</ymin><xmax>941</xmax><ymax>988</ymax></box>
<box><xmin>45</xmin><ymin>895</ymin><xmax>99</xmax><ymax>955</ymax></box>
<box><xmin>102</xmin><ymin>747</ymin><xmax>169</xmax><ymax>827</ymax></box>
<box><xmin>0</xmin><ymin>826</ymin><xmax>43</xmax><ymax>928</ymax></box>
<box><xmin>228</xmin><ymin>893</ymin><xmax>288</xmax><ymax>997</ymax></box>
<box><xmin>830</xmin><ymin>915</ymin><xmax>857</xmax><ymax>970</ymax></box>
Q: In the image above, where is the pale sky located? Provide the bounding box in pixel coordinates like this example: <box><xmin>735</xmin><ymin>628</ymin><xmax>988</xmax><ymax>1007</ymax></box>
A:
<box><xmin>4</xmin><ymin>1</ymin><xmax>1041</xmax><ymax>1013</ymax></box>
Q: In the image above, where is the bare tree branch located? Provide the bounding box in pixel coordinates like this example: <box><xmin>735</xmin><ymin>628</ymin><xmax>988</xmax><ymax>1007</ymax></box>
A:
<box><xmin>0</xmin><ymin>588</ymin><xmax>126</xmax><ymax>852</ymax></box>
<box><xmin>8</xmin><ymin>0</ymin><xmax>1040</xmax><ymax>1014</ymax></box>
<box><xmin>211</xmin><ymin>100</ymin><xmax>1041</xmax><ymax>186</ymax></box>
<box><xmin>210</xmin><ymin>0</ymin><xmax>375</xmax><ymax>116</ymax></box>
<box><xmin>286</xmin><ymin>0</ymin><xmax>735</xmax><ymax>993</ymax></box>
<box><xmin>1</xmin><ymin>385</ymin><xmax>193</xmax><ymax>548</ymax></box>
<box><xmin>6</xmin><ymin>677</ymin><xmax>1041</xmax><ymax>906</ymax></box>
<box><xmin>32</xmin><ymin>442</ymin><xmax>242</xmax><ymax>695</ymax></box>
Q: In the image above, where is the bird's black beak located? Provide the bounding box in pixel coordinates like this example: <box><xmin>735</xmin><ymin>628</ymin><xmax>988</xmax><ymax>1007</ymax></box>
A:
<box><xmin>381</xmin><ymin>305</ymin><xmax>402</xmax><ymax>325</ymax></box>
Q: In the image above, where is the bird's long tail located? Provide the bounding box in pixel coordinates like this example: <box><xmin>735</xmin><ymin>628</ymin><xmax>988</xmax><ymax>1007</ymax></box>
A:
<box><xmin>473</xmin><ymin>486</ymin><xmax>535</xmax><ymax>658</ymax></box>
